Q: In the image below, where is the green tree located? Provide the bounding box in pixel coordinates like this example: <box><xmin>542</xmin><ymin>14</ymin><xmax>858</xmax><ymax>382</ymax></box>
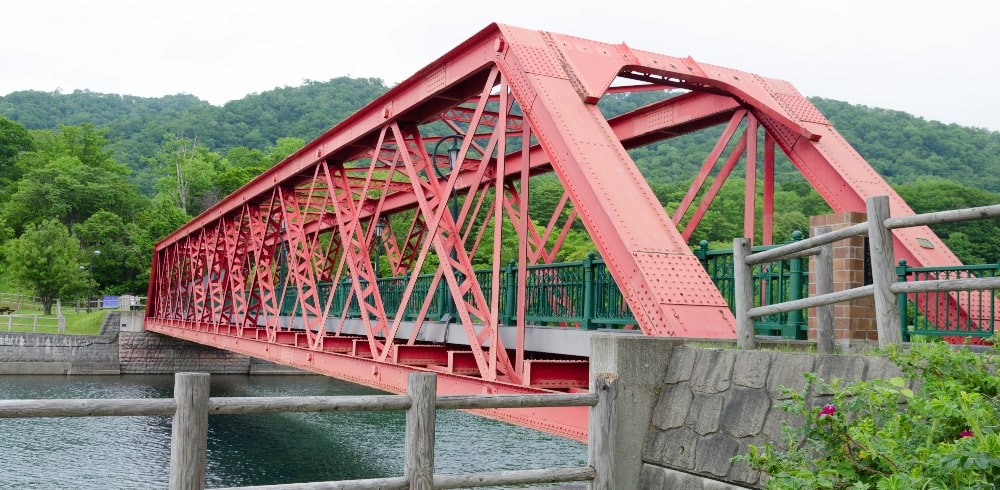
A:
<box><xmin>75</xmin><ymin>211</ymin><xmax>153</xmax><ymax>294</ymax></box>
<box><xmin>2</xmin><ymin>219</ymin><xmax>86</xmax><ymax>314</ymax></box>
<box><xmin>0</xmin><ymin>116</ymin><xmax>35</xmax><ymax>184</ymax></box>
<box><xmin>138</xmin><ymin>194</ymin><xmax>192</xmax><ymax>241</ymax></box>
<box><xmin>2</xmin><ymin>154</ymin><xmax>143</xmax><ymax>233</ymax></box>
<box><xmin>895</xmin><ymin>179</ymin><xmax>1000</xmax><ymax>263</ymax></box>
<box><xmin>152</xmin><ymin>134</ymin><xmax>222</xmax><ymax>215</ymax></box>
<box><xmin>216</xmin><ymin>137</ymin><xmax>304</xmax><ymax>196</ymax></box>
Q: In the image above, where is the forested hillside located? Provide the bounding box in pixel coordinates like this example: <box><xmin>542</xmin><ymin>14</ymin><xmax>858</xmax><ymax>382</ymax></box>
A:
<box><xmin>0</xmin><ymin>77</ymin><xmax>997</xmax><ymax>302</ymax></box>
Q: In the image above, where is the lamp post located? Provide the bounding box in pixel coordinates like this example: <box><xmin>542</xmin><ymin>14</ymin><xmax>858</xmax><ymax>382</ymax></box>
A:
<box><xmin>86</xmin><ymin>250</ymin><xmax>100</xmax><ymax>314</ymax></box>
<box><xmin>373</xmin><ymin>219</ymin><xmax>384</xmax><ymax>278</ymax></box>
<box><xmin>78</xmin><ymin>266</ymin><xmax>85</xmax><ymax>313</ymax></box>
<box><xmin>431</xmin><ymin>135</ymin><xmax>461</xmax><ymax>228</ymax></box>
<box><xmin>430</xmin><ymin>135</ymin><xmax>462</xmax><ymax>320</ymax></box>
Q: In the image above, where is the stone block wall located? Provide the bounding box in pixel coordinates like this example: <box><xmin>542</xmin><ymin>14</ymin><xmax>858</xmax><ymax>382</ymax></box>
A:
<box><xmin>0</xmin><ymin>332</ymin><xmax>119</xmax><ymax>374</ymax></box>
<box><xmin>1</xmin><ymin>311</ymin><xmax>304</xmax><ymax>375</ymax></box>
<box><xmin>118</xmin><ymin>330</ymin><xmax>252</xmax><ymax>374</ymax></box>
<box><xmin>641</xmin><ymin>346</ymin><xmax>901</xmax><ymax>488</ymax></box>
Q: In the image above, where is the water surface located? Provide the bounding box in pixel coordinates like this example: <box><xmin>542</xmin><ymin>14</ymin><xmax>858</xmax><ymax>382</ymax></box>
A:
<box><xmin>0</xmin><ymin>375</ymin><xmax>585</xmax><ymax>489</ymax></box>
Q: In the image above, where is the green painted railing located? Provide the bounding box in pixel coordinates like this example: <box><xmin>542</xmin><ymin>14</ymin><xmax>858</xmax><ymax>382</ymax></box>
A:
<box><xmin>896</xmin><ymin>259</ymin><xmax>999</xmax><ymax>340</ymax></box>
<box><xmin>693</xmin><ymin>232</ymin><xmax>810</xmax><ymax>339</ymax></box>
<box><xmin>277</xmin><ymin>255</ymin><xmax>636</xmax><ymax>329</ymax></box>
<box><xmin>272</xmin><ymin>232</ymin><xmax>809</xmax><ymax>338</ymax></box>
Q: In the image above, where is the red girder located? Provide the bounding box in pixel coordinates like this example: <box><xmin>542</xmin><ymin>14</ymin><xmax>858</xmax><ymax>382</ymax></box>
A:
<box><xmin>440</xmin><ymin>106</ymin><xmax>524</xmax><ymax>133</ymax></box>
<box><xmin>147</xmin><ymin>24</ymin><xmax>973</xmax><ymax>440</ymax></box>
<box><xmin>144</xmin><ymin>321</ymin><xmax>588</xmax><ymax>442</ymax></box>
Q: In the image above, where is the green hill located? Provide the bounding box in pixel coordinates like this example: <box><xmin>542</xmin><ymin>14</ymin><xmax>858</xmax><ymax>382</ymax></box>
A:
<box><xmin>1</xmin><ymin>77</ymin><xmax>997</xmax><ymax>296</ymax></box>
<box><xmin>3</xmin><ymin>80</ymin><xmax>999</xmax><ymax>193</ymax></box>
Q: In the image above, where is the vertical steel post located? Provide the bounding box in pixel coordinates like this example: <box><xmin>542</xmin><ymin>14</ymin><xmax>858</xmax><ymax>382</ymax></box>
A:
<box><xmin>86</xmin><ymin>250</ymin><xmax>100</xmax><ymax>314</ymax></box>
<box><xmin>445</xmin><ymin>140</ymin><xmax>459</xmax><ymax>321</ymax></box>
<box><xmin>503</xmin><ymin>260</ymin><xmax>516</xmax><ymax>325</ymax></box>
<box><xmin>896</xmin><ymin>259</ymin><xmax>910</xmax><ymax>341</ymax></box>
<box><xmin>429</xmin><ymin>135</ymin><xmax>462</xmax><ymax>322</ymax></box>
<box><xmin>695</xmin><ymin>240</ymin><xmax>709</xmax><ymax>270</ymax></box>
<box><xmin>582</xmin><ymin>253</ymin><xmax>595</xmax><ymax>330</ymax></box>
<box><xmin>787</xmin><ymin>231</ymin><xmax>804</xmax><ymax>338</ymax></box>
<box><xmin>374</xmin><ymin>220</ymin><xmax>383</xmax><ymax>279</ymax></box>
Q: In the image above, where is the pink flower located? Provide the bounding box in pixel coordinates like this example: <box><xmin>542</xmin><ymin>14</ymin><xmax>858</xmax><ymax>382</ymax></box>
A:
<box><xmin>819</xmin><ymin>404</ymin><xmax>836</xmax><ymax>417</ymax></box>
<box><xmin>960</xmin><ymin>430</ymin><xmax>974</xmax><ymax>438</ymax></box>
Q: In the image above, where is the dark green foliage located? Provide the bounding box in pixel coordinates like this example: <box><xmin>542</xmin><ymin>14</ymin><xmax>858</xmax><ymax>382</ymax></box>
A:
<box><xmin>2</xmin><ymin>219</ymin><xmax>86</xmax><ymax>314</ymax></box>
<box><xmin>895</xmin><ymin>179</ymin><xmax>1000</xmax><ymax>263</ymax></box>
<box><xmin>0</xmin><ymin>78</ymin><xmax>388</xmax><ymax>174</ymax></box>
<box><xmin>2</xmin><ymin>124</ymin><xmax>142</xmax><ymax>234</ymax></box>
<box><xmin>812</xmin><ymin>98</ymin><xmax>1000</xmax><ymax>192</ymax></box>
<box><xmin>0</xmin><ymin>116</ymin><xmax>34</xmax><ymax>183</ymax></box>
<box><xmin>1</xmin><ymin>77</ymin><xmax>998</xmax><ymax>298</ymax></box>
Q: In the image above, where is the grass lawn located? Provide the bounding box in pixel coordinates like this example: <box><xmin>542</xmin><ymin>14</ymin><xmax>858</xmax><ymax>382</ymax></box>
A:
<box><xmin>61</xmin><ymin>309</ymin><xmax>108</xmax><ymax>335</ymax></box>
<box><xmin>1</xmin><ymin>305</ymin><xmax>106</xmax><ymax>335</ymax></box>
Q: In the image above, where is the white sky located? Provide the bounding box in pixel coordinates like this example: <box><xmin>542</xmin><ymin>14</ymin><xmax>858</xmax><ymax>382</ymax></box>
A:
<box><xmin>3</xmin><ymin>0</ymin><xmax>999</xmax><ymax>131</ymax></box>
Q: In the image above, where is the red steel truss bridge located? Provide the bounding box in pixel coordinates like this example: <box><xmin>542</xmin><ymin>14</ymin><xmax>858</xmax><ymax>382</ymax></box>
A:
<box><xmin>145</xmin><ymin>23</ymin><xmax>970</xmax><ymax>441</ymax></box>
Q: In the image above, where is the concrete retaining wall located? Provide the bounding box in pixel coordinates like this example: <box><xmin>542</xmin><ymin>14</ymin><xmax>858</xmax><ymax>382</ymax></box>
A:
<box><xmin>640</xmin><ymin>346</ymin><xmax>901</xmax><ymax>488</ymax></box>
<box><xmin>0</xmin><ymin>311</ymin><xmax>303</xmax><ymax>375</ymax></box>
<box><xmin>0</xmin><ymin>332</ymin><xmax>120</xmax><ymax>374</ymax></box>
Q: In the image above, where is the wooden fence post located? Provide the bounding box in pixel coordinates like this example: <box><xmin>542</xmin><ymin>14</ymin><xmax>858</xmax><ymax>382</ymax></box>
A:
<box><xmin>405</xmin><ymin>372</ymin><xmax>436</xmax><ymax>490</ymax></box>
<box><xmin>866</xmin><ymin>196</ymin><xmax>903</xmax><ymax>347</ymax></box>
<box><xmin>816</xmin><ymin>240</ymin><xmax>836</xmax><ymax>354</ymax></box>
<box><xmin>733</xmin><ymin>238</ymin><xmax>755</xmax><ymax>349</ymax></box>
<box><xmin>588</xmin><ymin>373</ymin><xmax>618</xmax><ymax>490</ymax></box>
<box><xmin>170</xmin><ymin>372</ymin><xmax>210</xmax><ymax>490</ymax></box>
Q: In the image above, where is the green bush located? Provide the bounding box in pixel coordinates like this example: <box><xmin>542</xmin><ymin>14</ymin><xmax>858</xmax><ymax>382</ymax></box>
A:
<box><xmin>735</xmin><ymin>340</ymin><xmax>1000</xmax><ymax>489</ymax></box>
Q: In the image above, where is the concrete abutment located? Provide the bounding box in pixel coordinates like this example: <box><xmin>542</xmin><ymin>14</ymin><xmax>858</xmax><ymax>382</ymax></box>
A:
<box><xmin>593</xmin><ymin>335</ymin><xmax>904</xmax><ymax>488</ymax></box>
<box><xmin>0</xmin><ymin>311</ymin><xmax>301</xmax><ymax>375</ymax></box>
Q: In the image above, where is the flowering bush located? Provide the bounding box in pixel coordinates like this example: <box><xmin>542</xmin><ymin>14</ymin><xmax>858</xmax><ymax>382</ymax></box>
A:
<box><xmin>735</xmin><ymin>340</ymin><xmax>1000</xmax><ymax>489</ymax></box>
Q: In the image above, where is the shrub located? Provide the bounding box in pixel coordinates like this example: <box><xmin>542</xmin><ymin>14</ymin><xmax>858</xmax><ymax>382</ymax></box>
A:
<box><xmin>735</xmin><ymin>340</ymin><xmax>1000</xmax><ymax>489</ymax></box>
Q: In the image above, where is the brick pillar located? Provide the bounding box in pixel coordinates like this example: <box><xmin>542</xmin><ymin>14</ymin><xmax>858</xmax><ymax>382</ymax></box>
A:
<box><xmin>808</xmin><ymin>212</ymin><xmax>878</xmax><ymax>350</ymax></box>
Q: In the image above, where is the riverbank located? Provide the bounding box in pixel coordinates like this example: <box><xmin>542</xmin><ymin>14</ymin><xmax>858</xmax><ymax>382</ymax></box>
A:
<box><xmin>0</xmin><ymin>311</ymin><xmax>305</xmax><ymax>375</ymax></box>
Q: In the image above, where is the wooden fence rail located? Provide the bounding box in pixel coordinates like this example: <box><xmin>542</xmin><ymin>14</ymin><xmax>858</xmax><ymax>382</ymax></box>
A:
<box><xmin>0</xmin><ymin>372</ymin><xmax>614</xmax><ymax>490</ymax></box>
<box><xmin>4</xmin><ymin>314</ymin><xmax>66</xmax><ymax>334</ymax></box>
<box><xmin>734</xmin><ymin>196</ymin><xmax>1000</xmax><ymax>352</ymax></box>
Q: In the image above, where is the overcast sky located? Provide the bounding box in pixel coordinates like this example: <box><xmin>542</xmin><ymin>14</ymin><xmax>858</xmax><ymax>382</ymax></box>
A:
<box><xmin>4</xmin><ymin>0</ymin><xmax>998</xmax><ymax>131</ymax></box>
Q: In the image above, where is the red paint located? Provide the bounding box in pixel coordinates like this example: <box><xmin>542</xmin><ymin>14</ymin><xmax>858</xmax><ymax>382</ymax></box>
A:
<box><xmin>147</xmin><ymin>24</ymin><xmax>976</xmax><ymax>440</ymax></box>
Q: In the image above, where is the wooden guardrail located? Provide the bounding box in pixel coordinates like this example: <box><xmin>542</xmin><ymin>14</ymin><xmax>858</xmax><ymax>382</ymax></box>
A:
<box><xmin>0</xmin><ymin>372</ymin><xmax>617</xmax><ymax>490</ymax></box>
<box><xmin>733</xmin><ymin>195</ymin><xmax>1000</xmax><ymax>352</ymax></box>
<box><xmin>0</xmin><ymin>292</ymin><xmax>41</xmax><ymax>308</ymax></box>
<box><xmin>4</xmin><ymin>313</ymin><xmax>66</xmax><ymax>334</ymax></box>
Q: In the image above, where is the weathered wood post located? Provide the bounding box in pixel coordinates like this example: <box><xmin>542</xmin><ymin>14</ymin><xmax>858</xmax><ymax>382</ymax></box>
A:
<box><xmin>816</xmin><ymin>241</ymin><xmax>836</xmax><ymax>354</ymax></box>
<box><xmin>588</xmin><ymin>373</ymin><xmax>618</xmax><ymax>490</ymax></box>
<box><xmin>169</xmin><ymin>372</ymin><xmax>209</xmax><ymax>490</ymax></box>
<box><xmin>866</xmin><ymin>196</ymin><xmax>903</xmax><ymax>347</ymax></box>
<box><xmin>733</xmin><ymin>238</ymin><xmax>755</xmax><ymax>349</ymax></box>
<box><xmin>405</xmin><ymin>372</ymin><xmax>436</xmax><ymax>490</ymax></box>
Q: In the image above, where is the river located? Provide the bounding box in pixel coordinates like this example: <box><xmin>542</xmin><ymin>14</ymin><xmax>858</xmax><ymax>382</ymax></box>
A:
<box><xmin>0</xmin><ymin>374</ymin><xmax>586</xmax><ymax>489</ymax></box>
